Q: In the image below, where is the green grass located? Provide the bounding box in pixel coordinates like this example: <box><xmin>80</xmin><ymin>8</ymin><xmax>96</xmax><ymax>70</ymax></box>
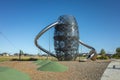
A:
<box><xmin>35</xmin><ymin>60</ymin><xmax>68</xmax><ymax>72</ymax></box>
<box><xmin>0</xmin><ymin>67</ymin><xmax>31</xmax><ymax>80</ymax></box>
<box><xmin>35</xmin><ymin>60</ymin><xmax>51</xmax><ymax>66</ymax></box>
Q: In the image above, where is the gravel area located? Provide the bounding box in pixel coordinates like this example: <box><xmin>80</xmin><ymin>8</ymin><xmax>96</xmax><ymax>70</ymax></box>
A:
<box><xmin>0</xmin><ymin>60</ymin><xmax>110</xmax><ymax>80</ymax></box>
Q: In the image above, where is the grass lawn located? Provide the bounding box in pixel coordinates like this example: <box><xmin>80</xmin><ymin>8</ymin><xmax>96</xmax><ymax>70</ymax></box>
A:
<box><xmin>0</xmin><ymin>67</ymin><xmax>31</xmax><ymax>80</ymax></box>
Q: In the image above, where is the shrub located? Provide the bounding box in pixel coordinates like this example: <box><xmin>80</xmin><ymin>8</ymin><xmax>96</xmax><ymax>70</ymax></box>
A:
<box><xmin>97</xmin><ymin>55</ymin><xmax>109</xmax><ymax>60</ymax></box>
<box><xmin>112</xmin><ymin>47</ymin><xmax>120</xmax><ymax>59</ymax></box>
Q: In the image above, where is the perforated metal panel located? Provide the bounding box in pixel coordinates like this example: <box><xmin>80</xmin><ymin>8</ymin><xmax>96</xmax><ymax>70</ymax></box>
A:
<box><xmin>54</xmin><ymin>15</ymin><xmax>79</xmax><ymax>61</ymax></box>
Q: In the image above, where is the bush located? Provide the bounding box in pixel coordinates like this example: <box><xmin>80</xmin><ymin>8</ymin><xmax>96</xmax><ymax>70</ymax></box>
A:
<box><xmin>97</xmin><ymin>55</ymin><xmax>109</xmax><ymax>60</ymax></box>
<box><xmin>112</xmin><ymin>54</ymin><xmax>120</xmax><ymax>59</ymax></box>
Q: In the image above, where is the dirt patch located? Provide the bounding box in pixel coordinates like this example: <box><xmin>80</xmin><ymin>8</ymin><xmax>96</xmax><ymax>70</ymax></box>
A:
<box><xmin>0</xmin><ymin>60</ymin><xmax>110</xmax><ymax>80</ymax></box>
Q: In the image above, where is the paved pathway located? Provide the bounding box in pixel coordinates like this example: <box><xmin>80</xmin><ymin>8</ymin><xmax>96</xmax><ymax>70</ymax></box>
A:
<box><xmin>101</xmin><ymin>59</ymin><xmax>120</xmax><ymax>80</ymax></box>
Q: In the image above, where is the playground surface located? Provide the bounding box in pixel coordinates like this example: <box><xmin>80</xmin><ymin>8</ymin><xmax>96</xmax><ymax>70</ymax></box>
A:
<box><xmin>0</xmin><ymin>60</ymin><xmax>110</xmax><ymax>80</ymax></box>
<box><xmin>101</xmin><ymin>59</ymin><xmax>120</xmax><ymax>80</ymax></box>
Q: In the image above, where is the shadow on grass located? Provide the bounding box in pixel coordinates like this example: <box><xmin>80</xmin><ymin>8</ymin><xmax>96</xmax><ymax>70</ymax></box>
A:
<box><xmin>11</xmin><ymin>58</ymin><xmax>38</xmax><ymax>61</ymax></box>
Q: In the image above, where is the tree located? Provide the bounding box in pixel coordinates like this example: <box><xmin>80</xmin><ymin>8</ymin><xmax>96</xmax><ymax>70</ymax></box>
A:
<box><xmin>112</xmin><ymin>47</ymin><xmax>120</xmax><ymax>59</ymax></box>
<box><xmin>97</xmin><ymin>49</ymin><xmax>109</xmax><ymax>59</ymax></box>
<box><xmin>116</xmin><ymin>47</ymin><xmax>120</xmax><ymax>55</ymax></box>
<box><xmin>99</xmin><ymin>49</ymin><xmax>106</xmax><ymax>56</ymax></box>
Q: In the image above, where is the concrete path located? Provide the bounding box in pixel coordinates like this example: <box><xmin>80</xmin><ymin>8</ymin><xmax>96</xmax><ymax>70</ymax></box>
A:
<box><xmin>101</xmin><ymin>59</ymin><xmax>120</xmax><ymax>80</ymax></box>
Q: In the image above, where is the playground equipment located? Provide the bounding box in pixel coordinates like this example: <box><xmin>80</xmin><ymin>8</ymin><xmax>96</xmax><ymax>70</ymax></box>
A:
<box><xmin>34</xmin><ymin>15</ymin><xmax>97</xmax><ymax>61</ymax></box>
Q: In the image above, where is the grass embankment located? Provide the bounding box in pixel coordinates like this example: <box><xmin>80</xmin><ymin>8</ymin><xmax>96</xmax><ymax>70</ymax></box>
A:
<box><xmin>0</xmin><ymin>67</ymin><xmax>31</xmax><ymax>80</ymax></box>
<box><xmin>35</xmin><ymin>60</ymin><xmax>68</xmax><ymax>72</ymax></box>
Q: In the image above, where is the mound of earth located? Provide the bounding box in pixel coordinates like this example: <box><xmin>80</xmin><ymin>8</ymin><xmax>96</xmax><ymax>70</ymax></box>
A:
<box><xmin>0</xmin><ymin>67</ymin><xmax>31</xmax><ymax>80</ymax></box>
<box><xmin>35</xmin><ymin>60</ymin><xmax>68</xmax><ymax>72</ymax></box>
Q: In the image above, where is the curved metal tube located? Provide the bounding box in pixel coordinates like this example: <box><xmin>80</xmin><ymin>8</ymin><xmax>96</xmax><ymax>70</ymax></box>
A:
<box><xmin>79</xmin><ymin>40</ymin><xmax>95</xmax><ymax>50</ymax></box>
<box><xmin>78</xmin><ymin>40</ymin><xmax>97</xmax><ymax>60</ymax></box>
<box><xmin>34</xmin><ymin>21</ymin><xmax>59</xmax><ymax>58</ymax></box>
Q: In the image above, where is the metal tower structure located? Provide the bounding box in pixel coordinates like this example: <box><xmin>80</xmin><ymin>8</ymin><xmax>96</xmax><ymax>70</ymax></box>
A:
<box><xmin>34</xmin><ymin>15</ymin><xmax>97</xmax><ymax>61</ymax></box>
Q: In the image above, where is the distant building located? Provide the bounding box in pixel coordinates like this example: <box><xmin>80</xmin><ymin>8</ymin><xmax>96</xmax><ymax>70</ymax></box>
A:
<box><xmin>1</xmin><ymin>52</ymin><xmax>10</xmax><ymax>56</ymax></box>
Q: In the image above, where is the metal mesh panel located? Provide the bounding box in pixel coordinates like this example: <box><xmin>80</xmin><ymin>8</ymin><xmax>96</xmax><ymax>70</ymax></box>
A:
<box><xmin>54</xmin><ymin>15</ymin><xmax>79</xmax><ymax>61</ymax></box>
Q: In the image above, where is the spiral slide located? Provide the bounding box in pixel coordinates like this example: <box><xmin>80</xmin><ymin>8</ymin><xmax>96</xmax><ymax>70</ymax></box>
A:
<box><xmin>78</xmin><ymin>40</ymin><xmax>97</xmax><ymax>61</ymax></box>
